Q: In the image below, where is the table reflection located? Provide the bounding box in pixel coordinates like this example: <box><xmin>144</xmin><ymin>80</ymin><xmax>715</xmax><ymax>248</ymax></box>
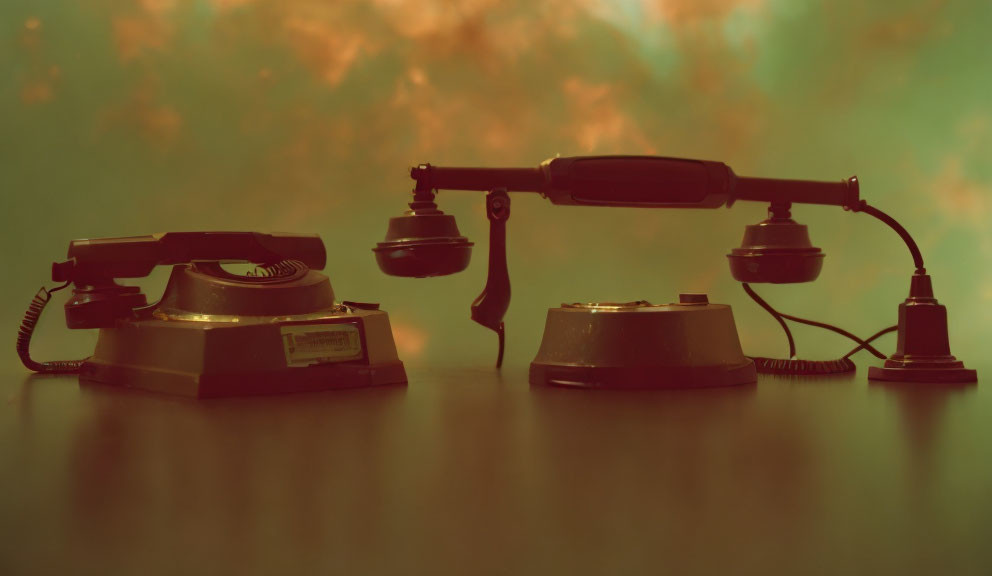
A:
<box><xmin>5</xmin><ymin>366</ymin><xmax>990</xmax><ymax>575</ymax></box>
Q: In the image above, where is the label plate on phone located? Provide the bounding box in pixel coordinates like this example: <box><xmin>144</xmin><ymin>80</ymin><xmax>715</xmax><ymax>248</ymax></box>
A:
<box><xmin>281</xmin><ymin>324</ymin><xmax>362</xmax><ymax>367</ymax></box>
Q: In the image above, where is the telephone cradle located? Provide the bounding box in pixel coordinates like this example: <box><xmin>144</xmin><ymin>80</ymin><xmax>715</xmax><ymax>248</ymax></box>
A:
<box><xmin>19</xmin><ymin>232</ymin><xmax>407</xmax><ymax>397</ymax></box>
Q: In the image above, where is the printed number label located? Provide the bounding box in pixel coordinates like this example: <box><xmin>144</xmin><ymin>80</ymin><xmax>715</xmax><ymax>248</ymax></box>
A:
<box><xmin>281</xmin><ymin>324</ymin><xmax>362</xmax><ymax>367</ymax></box>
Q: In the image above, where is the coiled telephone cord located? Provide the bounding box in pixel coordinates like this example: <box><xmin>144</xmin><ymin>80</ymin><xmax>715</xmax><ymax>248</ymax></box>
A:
<box><xmin>17</xmin><ymin>282</ymin><xmax>86</xmax><ymax>374</ymax></box>
<box><xmin>742</xmin><ymin>283</ymin><xmax>897</xmax><ymax>375</ymax></box>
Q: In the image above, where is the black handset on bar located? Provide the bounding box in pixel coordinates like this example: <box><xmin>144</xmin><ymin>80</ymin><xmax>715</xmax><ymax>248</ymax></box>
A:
<box><xmin>52</xmin><ymin>232</ymin><xmax>326</xmax><ymax>284</ymax></box>
<box><xmin>411</xmin><ymin>155</ymin><xmax>860</xmax><ymax>209</ymax></box>
<box><xmin>19</xmin><ymin>231</ymin><xmax>329</xmax><ymax>374</ymax></box>
<box><xmin>384</xmin><ymin>155</ymin><xmax>861</xmax><ymax>367</ymax></box>
<box><xmin>50</xmin><ymin>232</ymin><xmax>327</xmax><ymax>329</ymax></box>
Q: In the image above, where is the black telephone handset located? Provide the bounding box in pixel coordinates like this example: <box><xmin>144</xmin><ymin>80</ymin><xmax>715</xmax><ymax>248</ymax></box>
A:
<box><xmin>18</xmin><ymin>232</ymin><xmax>327</xmax><ymax>373</ymax></box>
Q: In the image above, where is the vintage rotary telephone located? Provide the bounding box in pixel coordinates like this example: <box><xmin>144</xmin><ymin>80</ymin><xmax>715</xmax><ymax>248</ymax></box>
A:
<box><xmin>19</xmin><ymin>232</ymin><xmax>407</xmax><ymax>396</ymax></box>
<box><xmin>375</xmin><ymin>155</ymin><xmax>976</xmax><ymax>384</ymax></box>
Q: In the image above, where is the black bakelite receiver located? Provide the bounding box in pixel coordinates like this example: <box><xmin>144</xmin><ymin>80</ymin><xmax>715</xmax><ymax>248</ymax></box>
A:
<box><xmin>728</xmin><ymin>201</ymin><xmax>825</xmax><ymax>284</ymax></box>
<box><xmin>373</xmin><ymin>155</ymin><xmax>975</xmax><ymax>383</ymax></box>
<box><xmin>372</xmin><ymin>194</ymin><xmax>473</xmax><ymax>278</ymax></box>
<box><xmin>52</xmin><ymin>232</ymin><xmax>326</xmax><ymax>329</ymax></box>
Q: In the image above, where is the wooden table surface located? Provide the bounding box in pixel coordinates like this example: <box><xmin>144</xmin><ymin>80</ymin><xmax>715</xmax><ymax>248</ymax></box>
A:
<box><xmin>1</xmin><ymin>362</ymin><xmax>990</xmax><ymax>575</ymax></box>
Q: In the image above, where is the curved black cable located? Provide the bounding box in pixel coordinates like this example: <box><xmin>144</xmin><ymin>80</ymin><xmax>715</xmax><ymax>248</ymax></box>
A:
<box><xmin>857</xmin><ymin>201</ymin><xmax>925</xmax><ymax>274</ymax></box>
<box><xmin>774</xmin><ymin>312</ymin><xmax>889</xmax><ymax>360</ymax></box>
<box><xmin>742</xmin><ymin>283</ymin><xmax>795</xmax><ymax>358</ymax></box>
<box><xmin>742</xmin><ymin>283</ymin><xmax>891</xmax><ymax>360</ymax></box>
<box><xmin>843</xmin><ymin>325</ymin><xmax>898</xmax><ymax>359</ymax></box>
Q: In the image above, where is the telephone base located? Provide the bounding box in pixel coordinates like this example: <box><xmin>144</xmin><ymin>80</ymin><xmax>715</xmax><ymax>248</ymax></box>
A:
<box><xmin>867</xmin><ymin>364</ymin><xmax>977</xmax><ymax>384</ymax></box>
<box><xmin>529</xmin><ymin>362</ymin><xmax>757</xmax><ymax>389</ymax></box>
<box><xmin>79</xmin><ymin>307</ymin><xmax>407</xmax><ymax>398</ymax></box>
<box><xmin>529</xmin><ymin>295</ymin><xmax>757</xmax><ymax>389</ymax></box>
<box><xmin>80</xmin><ymin>358</ymin><xmax>407</xmax><ymax>398</ymax></box>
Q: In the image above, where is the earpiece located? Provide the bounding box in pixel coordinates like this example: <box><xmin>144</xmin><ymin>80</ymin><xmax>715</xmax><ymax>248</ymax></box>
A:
<box><xmin>373</xmin><ymin>190</ymin><xmax>473</xmax><ymax>278</ymax></box>
<box><xmin>728</xmin><ymin>202</ymin><xmax>823</xmax><ymax>284</ymax></box>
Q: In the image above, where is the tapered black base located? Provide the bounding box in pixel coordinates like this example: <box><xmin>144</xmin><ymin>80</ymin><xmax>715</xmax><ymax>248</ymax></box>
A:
<box><xmin>867</xmin><ymin>273</ymin><xmax>978</xmax><ymax>384</ymax></box>
<box><xmin>868</xmin><ymin>364</ymin><xmax>977</xmax><ymax>383</ymax></box>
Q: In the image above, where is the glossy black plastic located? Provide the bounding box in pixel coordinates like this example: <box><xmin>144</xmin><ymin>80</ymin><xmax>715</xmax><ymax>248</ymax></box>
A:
<box><xmin>373</xmin><ymin>210</ymin><xmax>473</xmax><ymax>278</ymax></box>
<box><xmin>728</xmin><ymin>203</ymin><xmax>823</xmax><ymax>284</ymax></box>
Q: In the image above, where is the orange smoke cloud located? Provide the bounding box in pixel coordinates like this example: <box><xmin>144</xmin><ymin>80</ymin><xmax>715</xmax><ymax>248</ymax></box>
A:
<box><xmin>389</xmin><ymin>320</ymin><xmax>428</xmax><ymax>359</ymax></box>
<box><xmin>929</xmin><ymin>157</ymin><xmax>989</xmax><ymax>229</ymax></box>
<box><xmin>371</xmin><ymin>0</ymin><xmax>503</xmax><ymax>39</ymax></box>
<box><xmin>209</xmin><ymin>0</ymin><xmax>257</xmax><ymax>10</ymax></box>
<box><xmin>100</xmin><ymin>75</ymin><xmax>183</xmax><ymax>142</ymax></box>
<box><xmin>283</xmin><ymin>13</ymin><xmax>374</xmax><ymax>86</ymax></box>
<box><xmin>648</xmin><ymin>0</ymin><xmax>765</xmax><ymax>24</ymax></box>
<box><xmin>113</xmin><ymin>16</ymin><xmax>173</xmax><ymax>63</ymax></box>
<box><xmin>20</xmin><ymin>82</ymin><xmax>53</xmax><ymax>104</ymax></box>
<box><xmin>562</xmin><ymin>77</ymin><xmax>656</xmax><ymax>153</ymax></box>
<box><xmin>19</xmin><ymin>17</ymin><xmax>59</xmax><ymax>104</ymax></box>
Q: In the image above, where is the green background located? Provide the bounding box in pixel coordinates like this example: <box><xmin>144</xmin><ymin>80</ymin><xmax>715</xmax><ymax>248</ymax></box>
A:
<box><xmin>2</xmin><ymin>0</ymin><xmax>990</xmax><ymax>370</ymax></box>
